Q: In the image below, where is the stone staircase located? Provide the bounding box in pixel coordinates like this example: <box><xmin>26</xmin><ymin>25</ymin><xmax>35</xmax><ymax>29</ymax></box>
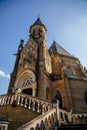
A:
<box><xmin>0</xmin><ymin>93</ymin><xmax>87</xmax><ymax>130</ymax></box>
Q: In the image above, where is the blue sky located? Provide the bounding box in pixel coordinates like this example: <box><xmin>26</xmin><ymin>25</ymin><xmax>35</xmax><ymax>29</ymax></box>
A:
<box><xmin>0</xmin><ymin>0</ymin><xmax>87</xmax><ymax>95</ymax></box>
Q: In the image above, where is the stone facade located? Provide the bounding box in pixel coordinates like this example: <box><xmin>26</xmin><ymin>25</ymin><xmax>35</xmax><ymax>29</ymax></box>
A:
<box><xmin>7</xmin><ymin>17</ymin><xmax>87</xmax><ymax>115</ymax></box>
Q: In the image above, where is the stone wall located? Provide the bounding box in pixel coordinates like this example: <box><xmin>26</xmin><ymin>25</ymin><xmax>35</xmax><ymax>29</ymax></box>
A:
<box><xmin>68</xmin><ymin>79</ymin><xmax>87</xmax><ymax>113</ymax></box>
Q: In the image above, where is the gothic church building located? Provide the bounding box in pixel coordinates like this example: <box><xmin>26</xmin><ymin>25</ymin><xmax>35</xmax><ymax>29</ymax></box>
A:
<box><xmin>0</xmin><ymin>17</ymin><xmax>87</xmax><ymax>130</ymax></box>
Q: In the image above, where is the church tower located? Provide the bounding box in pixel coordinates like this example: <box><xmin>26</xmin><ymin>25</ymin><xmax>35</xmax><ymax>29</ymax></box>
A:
<box><xmin>29</xmin><ymin>17</ymin><xmax>52</xmax><ymax>99</ymax></box>
<box><xmin>7</xmin><ymin>17</ymin><xmax>52</xmax><ymax>100</ymax></box>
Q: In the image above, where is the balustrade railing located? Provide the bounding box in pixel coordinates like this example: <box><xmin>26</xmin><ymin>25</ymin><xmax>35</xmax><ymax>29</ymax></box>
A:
<box><xmin>72</xmin><ymin>113</ymin><xmax>87</xmax><ymax>124</ymax></box>
<box><xmin>0</xmin><ymin>93</ymin><xmax>52</xmax><ymax>114</ymax></box>
<box><xmin>0</xmin><ymin>93</ymin><xmax>74</xmax><ymax>129</ymax></box>
<box><xmin>16</xmin><ymin>108</ymin><xmax>57</xmax><ymax>130</ymax></box>
<box><xmin>59</xmin><ymin>109</ymin><xmax>70</xmax><ymax>125</ymax></box>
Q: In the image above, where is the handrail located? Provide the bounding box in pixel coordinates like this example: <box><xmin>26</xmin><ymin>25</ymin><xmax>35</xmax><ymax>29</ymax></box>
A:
<box><xmin>72</xmin><ymin>113</ymin><xmax>87</xmax><ymax>124</ymax></box>
<box><xmin>16</xmin><ymin>108</ymin><xmax>57</xmax><ymax>130</ymax></box>
<box><xmin>0</xmin><ymin>93</ymin><xmax>52</xmax><ymax>114</ymax></box>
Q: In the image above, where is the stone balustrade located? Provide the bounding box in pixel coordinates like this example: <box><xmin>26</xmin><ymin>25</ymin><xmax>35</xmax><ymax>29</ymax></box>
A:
<box><xmin>2</xmin><ymin>93</ymin><xmax>86</xmax><ymax>129</ymax></box>
<box><xmin>59</xmin><ymin>109</ymin><xmax>70</xmax><ymax>125</ymax></box>
<box><xmin>0</xmin><ymin>93</ymin><xmax>52</xmax><ymax>114</ymax></box>
<box><xmin>72</xmin><ymin>113</ymin><xmax>87</xmax><ymax>124</ymax></box>
<box><xmin>16</xmin><ymin>108</ymin><xmax>58</xmax><ymax>130</ymax></box>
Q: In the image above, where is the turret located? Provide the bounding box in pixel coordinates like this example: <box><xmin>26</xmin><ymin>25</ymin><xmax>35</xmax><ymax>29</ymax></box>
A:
<box><xmin>29</xmin><ymin>17</ymin><xmax>47</xmax><ymax>42</ymax></box>
<box><xmin>7</xmin><ymin>40</ymin><xmax>24</xmax><ymax>94</ymax></box>
<box><xmin>29</xmin><ymin>17</ymin><xmax>48</xmax><ymax>99</ymax></box>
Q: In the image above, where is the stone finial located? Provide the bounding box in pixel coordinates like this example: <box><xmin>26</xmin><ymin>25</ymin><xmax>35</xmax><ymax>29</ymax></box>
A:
<box><xmin>20</xmin><ymin>39</ymin><xmax>24</xmax><ymax>44</ymax></box>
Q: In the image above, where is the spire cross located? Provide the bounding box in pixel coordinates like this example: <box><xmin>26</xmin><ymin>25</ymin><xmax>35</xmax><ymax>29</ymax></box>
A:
<box><xmin>20</xmin><ymin>39</ymin><xmax>24</xmax><ymax>44</ymax></box>
<box><xmin>38</xmin><ymin>15</ymin><xmax>40</xmax><ymax>18</ymax></box>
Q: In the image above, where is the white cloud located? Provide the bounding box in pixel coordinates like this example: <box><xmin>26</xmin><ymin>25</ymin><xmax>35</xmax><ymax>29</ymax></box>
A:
<box><xmin>6</xmin><ymin>74</ymin><xmax>10</xmax><ymax>79</ymax></box>
<box><xmin>0</xmin><ymin>70</ymin><xmax>10</xmax><ymax>79</ymax></box>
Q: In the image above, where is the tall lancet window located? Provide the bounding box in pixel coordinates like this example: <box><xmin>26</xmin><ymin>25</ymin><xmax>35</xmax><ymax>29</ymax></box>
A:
<box><xmin>33</xmin><ymin>29</ymin><xmax>35</xmax><ymax>36</ymax></box>
<box><xmin>38</xmin><ymin>28</ymin><xmax>41</xmax><ymax>36</ymax></box>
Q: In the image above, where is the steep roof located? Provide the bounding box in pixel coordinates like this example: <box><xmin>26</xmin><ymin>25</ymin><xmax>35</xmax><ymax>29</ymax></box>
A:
<box><xmin>34</xmin><ymin>17</ymin><xmax>43</xmax><ymax>25</ymax></box>
<box><xmin>49</xmin><ymin>40</ymin><xmax>72</xmax><ymax>57</ymax></box>
<box><xmin>29</xmin><ymin>17</ymin><xmax>47</xmax><ymax>32</ymax></box>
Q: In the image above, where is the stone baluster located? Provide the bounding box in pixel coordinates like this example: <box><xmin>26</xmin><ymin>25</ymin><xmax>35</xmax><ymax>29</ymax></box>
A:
<box><xmin>20</xmin><ymin>97</ymin><xmax>24</xmax><ymax>106</ymax></box>
<box><xmin>7</xmin><ymin>96</ymin><xmax>11</xmax><ymax>104</ymax></box>
<box><xmin>68</xmin><ymin>109</ymin><xmax>72</xmax><ymax>123</ymax></box>
<box><xmin>2</xmin><ymin>98</ymin><xmax>4</xmax><ymax>105</ymax></box>
<box><xmin>48</xmin><ymin>117</ymin><xmax>51</xmax><ymax>129</ymax></box>
<box><xmin>37</xmin><ymin>102</ymin><xmax>40</xmax><ymax>113</ymax></box>
<box><xmin>24</xmin><ymin>98</ymin><xmax>28</xmax><ymax>108</ymax></box>
<box><xmin>3</xmin><ymin>98</ymin><xmax>5</xmax><ymax>105</ymax></box>
<box><xmin>4</xmin><ymin>97</ymin><xmax>7</xmax><ymax>105</ymax></box>
<box><xmin>3</xmin><ymin>97</ymin><xmax>5</xmax><ymax>105</ymax></box>
<box><xmin>6</xmin><ymin>97</ymin><xmax>8</xmax><ymax>105</ymax></box>
<box><xmin>10</xmin><ymin>95</ymin><xmax>14</xmax><ymax>104</ymax></box>
<box><xmin>36</xmin><ymin>123</ymin><xmax>40</xmax><ymax>130</ymax></box>
<box><xmin>44</xmin><ymin>104</ymin><xmax>47</xmax><ymax>113</ymax></box>
<box><xmin>63</xmin><ymin>113</ymin><xmax>66</xmax><ymax>122</ymax></box>
<box><xmin>42</xmin><ymin>104</ymin><xmax>45</xmax><ymax>114</ymax></box>
<box><xmin>1</xmin><ymin>98</ymin><xmax>3</xmax><ymax>105</ymax></box>
<box><xmin>3</xmin><ymin>97</ymin><xmax>6</xmax><ymax>105</ymax></box>
<box><xmin>46</xmin><ymin>104</ymin><xmax>50</xmax><ymax>111</ymax></box>
<box><xmin>40</xmin><ymin>120</ymin><xmax>45</xmax><ymax>130</ymax></box>
<box><xmin>45</xmin><ymin>118</ymin><xmax>48</xmax><ymax>129</ymax></box>
<box><xmin>0</xmin><ymin>98</ymin><xmax>1</xmax><ymax>105</ymax></box>
<box><xmin>28</xmin><ymin>100</ymin><xmax>32</xmax><ymax>109</ymax></box>
<box><xmin>32</xmin><ymin>100</ymin><xmax>35</xmax><ymax>111</ymax></box>
<box><xmin>14</xmin><ymin>92</ymin><xmax>18</xmax><ymax>101</ymax></box>
<box><xmin>17</xmin><ymin>96</ymin><xmax>20</xmax><ymax>105</ymax></box>
<box><xmin>1</xmin><ymin>98</ymin><xmax>4</xmax><ymax>105</ymax></box>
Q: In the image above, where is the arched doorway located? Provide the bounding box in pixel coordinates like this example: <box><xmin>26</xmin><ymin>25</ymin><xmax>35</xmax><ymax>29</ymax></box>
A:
<box><xmin>22</xmin><ymin>88</ymin><xmax>32</xmax><ymax>95</ymax></box>
<box><xmin>55</xmin><ymin>90</ymin><xmax>63</xmax><ymax>108</ymax></box>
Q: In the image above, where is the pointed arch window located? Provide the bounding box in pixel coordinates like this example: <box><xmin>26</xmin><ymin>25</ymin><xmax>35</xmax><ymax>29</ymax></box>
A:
<box><xmin>33</xmin><ymin>29</ymin><xmax>35</xmax><ymax>36</ymax></box>
<box><xmin>38</xmin><ymin>28</ymin><xmax>41</xmax><ymax>36</ymax></box>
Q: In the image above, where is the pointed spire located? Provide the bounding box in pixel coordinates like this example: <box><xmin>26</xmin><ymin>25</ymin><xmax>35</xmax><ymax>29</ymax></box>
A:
<box><xmin>29</xmin><ymin>17</ymin><xmax>47</xmax><ymax>32</ymax></box>
<box><xmin>34</xmin><ymin>16</ymin><xmax>43</xmax><ymax>25</ymax></box>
